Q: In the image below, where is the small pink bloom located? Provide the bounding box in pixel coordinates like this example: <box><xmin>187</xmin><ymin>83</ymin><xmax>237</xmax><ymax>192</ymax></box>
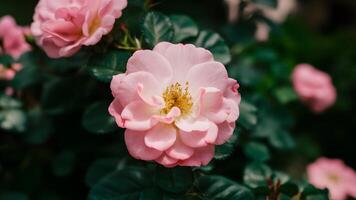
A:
<box><xmin>255</xmin><ymin>23</ymin><xmax>270</xmax><ymax>42</ymax></box>
<box><xmin>307</xmin><ymin>158</ymin><xmax>356</xmax><ymax>200</ymax></box>
<box><xmin>31</xmin><ymin>0</ymin><xmax>127</xmax><ymax>58</ymax></box>
<box><xmin>0</xmin><ymin>63</ymin><xmax>22</xmax><ymax>81</ymax></box>
<box><xmin>109</xmin><ymin>42</ymin><xmax>241</xmax><ymax>167</ymax></box>
<box><xmin>5</xmin><ymin>87</ymin><xmax>14</xmax><ymax>96</ymax></box>
<box><xmin>0</xmin><ymin>16</ymin><xmax>31</xmax><ymax>59</ymax></box>
<box><xmin>292</xmin><ymin>64</ymin><xmax>336</xmax><ymax>113</ymax></box>
<box><xmin>225</xmin><ymin>0</ymin><xmax>240</xmax><ymax>23</ymax></box>
<box><xmin>225</xmin><ymin>0</ymin><xmax>297</xmax><ymax>41</ymax></box>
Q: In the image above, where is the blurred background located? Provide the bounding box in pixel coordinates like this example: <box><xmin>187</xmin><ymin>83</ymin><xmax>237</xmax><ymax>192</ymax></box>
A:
<box><xmin>1</xmin><ymin>0</ymin><xmax>356</xmax><ymax>199</ymax></box>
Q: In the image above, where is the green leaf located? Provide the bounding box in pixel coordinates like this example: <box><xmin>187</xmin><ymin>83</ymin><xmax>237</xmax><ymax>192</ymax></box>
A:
<box><xmin>52</xmin><ymin>151</ymin><xmax>76</xmax><ymax>177</ymax></box>
<box><xmin>82</xmin><ymin>101</ymin><xmax>117</xmax><ymax>134</ymax></box>
<box><xmin>244</xmin><ymin>142</ymin><xmax>270</xmax><ymax>162</ymax></box>
<box><xmin>238</xmin><ymin>100</ymin><xmax>258</xmax><ymax>129</ymax></box>
<box><xmin>194</xmin><ymin>30</ymin><xmax>231</xmax><ymax>64</ymax></box>
<box><xmin>170</xmin><ymin>15</ymin><xmax>199</xmax><ymax>43</ymax></box>
<box><xmin>12</xmin><ymin>51</ymin><xmax>44</xmax><ymax>90</ymax></box>
<box><xmin>48</xmin><ymin>51</ymin><xmax>89</xmax><ymax>72</ymax></box>
<box><xmin>23</xmin><ymin>108</ymin><xmax>53</xmax><ymax>144</ymax></box>
<box><xmin>250</xmin><ymin>0</ymin><xmax>277</xmax><ymax>8</ymax></box>
<box><xmin>301</xmin><ymin>184</ymin><xmax>329</xmax><ymax>198</ymax></box>
<box><xmin>272</xmin><ymin>171</ymin><xmax>290</xmax><ymax>184</ymax></box>
<box><xmin>306</xmin><ymin>194</ymin><xmax>329</xmax><ymax>200</ymax></box>
<box><xmin>142</xmin><ymin>12</ymin><xmax>174</xmax><ymax>47</ymax></box>
<box><xmin>23</xmin><ymin>108</ymin><xmax>54</xmax><ymax>144</ymax></box>
<box><xmin>0</xmin><ymin>109</ymin><xmax>26</xmax><ymax>132</ymax></box>
<box><xmin>86</xmin><ymin>157</ymin><xmax>140</xmax><ymax>188</ymax></box>
<box><xmin>274</xmin><ymin>87</ymin><xmax>298</xmax><ymax>104</ymax></box>
<box><xmin>229</xmin><ymin>59</ymin><xmax>262</xmax><ymax>87</ymax></box>
<box><xmin>0</xmin><ymin>95</ymin><xmax>22</xmax><ymax>108</ymax></box>
<box><xmin>214</xmin><ymin>131</ymin><xmax>239</xmax><ymax>160</ymax></box>
<box><xmin>11</xmin><ymin>63</ymin><xmax>42</xmax><ymax>90</ymax></box>
<box><xmin>0</xmin><ymin>193</ymin><xmax>28</xmax><ymax>200</ymax></box>
<box><xmin>88</xmin><ymin>50</ymin><xmax>131</xmax><ymax>83</ymax></box>
<box><xmin>197</xmin><ymin>175</ymin><xmax>254</xmax><ymax>200</ymax></box>
<box><xmin>0</xmin><ymin>54</ymin><xmax>14</xmax><ymax>66</ymax></box>
<box><xmin>243</xmin><ymin>163</ymin><xmax>272</xmax><ymax>188</ymax></box>
<box><xmin>279</xmin><ymin>182</ymin><xmax>299</xmax><ymax>197</ymax></box>
<box><xmin>86</xmin><ymin>158</ymin><xmax>120</xmax><ymax>187</ymax></box>
<box><xmin>41</xmin><ymin>77</ymin><xmax>89</xmax><ymax>115</ymax></box>
<box><xmin>89</xmin><ymin>167</ymin><xmax>154</xmax><ymax>200</ymax></box>
<box><xmin>268</xmin><ymin>130</ymin><xmax>295</xmax><ymax>150</ymax></box>
<box><xmin>156</xmin><ymin>167</ymin><xmax>193</xmax><ymax>194</ymax></box>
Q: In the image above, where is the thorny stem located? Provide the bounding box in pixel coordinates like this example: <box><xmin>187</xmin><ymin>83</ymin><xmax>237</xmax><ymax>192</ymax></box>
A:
<box><xmin>266</xmin><ymin>178</ymin><xmax>281</xmax><ymax>200</ymax></box>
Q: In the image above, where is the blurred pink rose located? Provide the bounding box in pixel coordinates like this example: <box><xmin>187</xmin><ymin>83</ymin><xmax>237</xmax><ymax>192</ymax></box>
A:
<box><xmin>225</xmin><ymin>0</ymin><xmax>297</xmax><ymax>41</ymax></box>
<box><xmin>257</xmin><ymin>0</ymin><xmax>297</xmax><ymax>24</ymax></box>
<box><xmin>109</xmin><ymin>42</ymin><xmax>241</xmax><ymax>167</ymax></box>
<box><xmin>31</xmin><ymin>0</ymin><xmax>127</xmax><ymax>58</ymax></box>
<box><xmin>0</xmin><ymin>16</ymin><xmax>31</xmax><ymax>59</ymax></box>
<box><xmin>0</xmin><ymin>63</ymin><xmax>22</xmax><ymax>81</ymax></box>
<box><xmin>255</xmin><ymin>23</ymin><xmax>270</xmax><ymax>42</ymax></box>
<box><xmin>292</xmin><ymin>64</ymin><xmax>336</xmax><ymax>113</ymax></box>
<box><xmin>307</xmin><ymin>158</ymin><xmax>356</xmax><ymax>200</ymax></box>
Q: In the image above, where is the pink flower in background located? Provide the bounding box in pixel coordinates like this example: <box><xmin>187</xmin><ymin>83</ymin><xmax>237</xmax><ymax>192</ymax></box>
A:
<box><xmin>225</xmin><ymin>0</ymin><xmax>297</xmax><ymax>41</ymax></box>
<box><xmin>307</xmin><ymin>158</ymin><xmax>356</xmax><ymax>200</ymax></box>
<box><xmin>0</xmin><ymin>16</ymin><xmax>31</xmax><ymax>59</ymax></box>
<box><xmin>31</xmin><ymin>0</ymin><xmax>127</xmax><ymax>58</ymax></box>
<box><xmin>109</xmin><ymin>42</ymin><xmax>241</xmax><ymax>167</ymax></box>
<box><xmin>292</xmin><ymin>64</ymin><xmax>336</xmax><ymax>113</ymax></box>
<box><xmin>0</xmin><ymin>63</ymin><xmax>22</xmax><ymax>81</ymax></box>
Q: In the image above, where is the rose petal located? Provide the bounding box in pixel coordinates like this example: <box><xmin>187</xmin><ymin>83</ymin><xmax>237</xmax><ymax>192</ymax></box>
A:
<box><xmin>108</xmin><ymin>98</ymin><xmax>124</xmax><ymax>128</ymax></box>
<box><xmin>144</xmin><ymin>123</ymin><xmax>177</xmax><ymax>151</ymax></box>
<box><xmin>121</xmin><ymin>100</ymin><xmax>158</xmax><ymax>131</ymax></box>
<box><xmin>166</xmin><ymin>137</ymin><xmax>194</xmax><ymax>160</ymax></box>
<box><xmin>155</xmin><ymin>154</ymin><xmax>179</xmax><ymax>168</ymax></box>
<box><xmin>125</xmin><ymin>129</ymin><xmax>162</xmax><ymax>161</ymax></box>
<box><xmin>111</xmin><ymin>71</ymin><xmax>162</xmax><ymax>107</ymax></box>
<box><xmin>215</xmin><ymin>121</ymin><xmax>235</xmax><ymax>145</ymax></box>
<box><xmin>180</xmin><ymin>122</ymin><xmax>218</xmax><ymax>148</ymax></box>
<box><xmin>175</xmin><ymin>117</ymin><xmax>210</xmax><ymax>132</ymax></box>
<box><xmin>199</xmin><ymin>87</ymin><xmax>228</xmax><ymax>124</ymax></box>
<box><xmin>126</xmin><ymin>50</ymin><xmax>173</xmax><ymax>84</ymax></box>
<box><xmin>187</xmin><ymin>61</ymin><xmax>229</xmax><ymax>97</ymax></box>
<box><xmin>158</xmin><ymin>43</ymin><xmax>214</xmax><ymax>83</ymax></box>
<box><xmin>180</xmin><ymin>145</ymin><xmax>215</xmax><ymax>167</ymax></box>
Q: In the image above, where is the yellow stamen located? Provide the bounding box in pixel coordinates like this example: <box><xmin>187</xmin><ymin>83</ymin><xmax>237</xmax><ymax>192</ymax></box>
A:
<box><xmin>160</xmin><ymin>82</ymin><xmax>193</xmax><ymax>117</ymax></box>
<box><xmin>328</xmin><ymin>173</ymin><xmax>340</xmax><ymax>183</ymax></box>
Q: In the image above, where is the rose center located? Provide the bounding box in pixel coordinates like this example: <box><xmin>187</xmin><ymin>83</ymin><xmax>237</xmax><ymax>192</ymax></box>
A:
<box><xmin>328</xmin><ymin>173</ymin><xmax>340</xmax><ymax>183</ymax></box>
<box><xmin>160</xmin><ymin>82</ymin><xmax>193</xmax><ymax>116</ymax></box>
<box><xmin>89</xmin><ymin>14</ymin><xmax>101</xmax><ymax>35</ymax></box>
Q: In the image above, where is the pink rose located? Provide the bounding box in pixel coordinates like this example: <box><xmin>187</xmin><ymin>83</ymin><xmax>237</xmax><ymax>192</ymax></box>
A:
<box><xmin>225</xmin><ymin>0</ymin><xmax>297</xmax><ymax>41</ymax></box>
<box><xmin>31</xmin><ymin>0</ymin><xmax>127</xmax><ymax>58</ymax></box>
<box><xmin>109</xmin><ymin>42</ymin><xmax>241</xmax><ymax>167</ymax></box>
<box><xmin>292</xmin><ymin>64</ymin><xmax>336</xmax><ymax>113</ymax></box>
<box><xmin>307</xmin><ymin>158</ymin><xmax>356</xmax><ymax>200</ymax></box>
<box><xmin>0</xmin><ymin>16</ymin><xmax>31</xmax><ymax>59</ymax></box>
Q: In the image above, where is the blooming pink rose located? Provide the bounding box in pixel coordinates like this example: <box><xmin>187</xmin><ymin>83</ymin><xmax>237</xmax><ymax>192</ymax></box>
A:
<box><xmin>307</xmin><ymin>158</ymin><xmax>356</xmax><ymax>200</ymax></box>
<box><xmin>109</xmin><ymin>42</ymin><xmax>241</xmax><ymax>167</ymax></box>
<box><xmin>31</xmin><ymin>0</ymin><xmax>127</xmax><ymax>58</ymax></box>
<box><xmin>292</xmin><ymin>64</ymin><xmax>336</xmax><ymax>113</ymax></box>
<box><xmin>0</xmin><ymin>16</ymin><xmax>31</xmax><ymax>59</ymax></box>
